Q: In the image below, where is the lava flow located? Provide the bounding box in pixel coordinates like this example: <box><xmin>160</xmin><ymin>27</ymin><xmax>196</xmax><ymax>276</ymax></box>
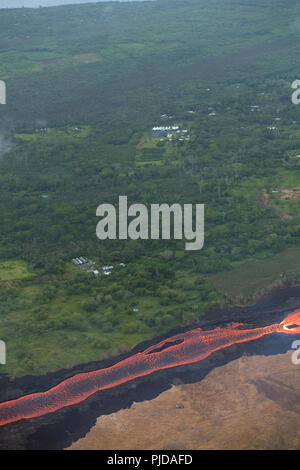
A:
<box><xmin>0</xmin><ymin>310</ymin><xmax>300</xmax><ymax>427</ymax></box>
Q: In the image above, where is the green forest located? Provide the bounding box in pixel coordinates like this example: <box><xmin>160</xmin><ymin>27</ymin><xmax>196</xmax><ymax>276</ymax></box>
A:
<box><xmin>0</xmin><ymin>0</ymin><xmax>300</xmax><ymax>377</ymax></box>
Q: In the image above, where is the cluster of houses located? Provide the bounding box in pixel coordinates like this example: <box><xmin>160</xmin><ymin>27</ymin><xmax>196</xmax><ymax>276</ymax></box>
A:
<box><xmin>152</xmin><ymin>126</ymin><xmax>177</xmax><ymax>138</ymax></box>
<box><xmin>102</xmin><ymin>265</ymin><xmax>113</xmax><ymax>276</ymax></box>
<box><xmin>35</xmin><ymin>127</ymin><xmax>50</xmax><ymax>133</ymax></box>
<box><xmin>151</xmin><ymin>126</ymin><xmax>190</xmax><ymax>142</ymax></box>
<box><xmin>101</xmin><ymin>263</ymin><xmax>126</xmax><ymax>276</ymax></box>
<box><xmin>72</xmin><ymin>257</ymin><xmax>99</xmax><ymax>276</ymax></box>
<box><xmin>72</xmin><ymin>257</ymin><xmax>126</xmax><ymax>277</ymax></box>
<box><xmin>178</xmin><ymin>128</ymin><xmax>190</xmax><ymax>142</ymax></box>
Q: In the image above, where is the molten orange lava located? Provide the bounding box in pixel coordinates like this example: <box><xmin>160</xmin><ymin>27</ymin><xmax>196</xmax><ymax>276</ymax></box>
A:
<box><xmin>0</xmin><ymin>309</ymin><xmax>299</xmax><ymax>427</ymax></box>
<box><xmin>279</xmin><ymin>310</ymin><xmax>300</xmax><ymax>333</ymax></box>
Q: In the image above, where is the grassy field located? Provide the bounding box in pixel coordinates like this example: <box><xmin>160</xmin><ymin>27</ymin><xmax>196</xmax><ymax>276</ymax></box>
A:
<box><xmin>209</xmin><ymin>247</ymin><xmax>300</xmax><ymax>299</ymax></box>
<box><xmin>0</xmin><ymin>260</ymin><xmax>34</xmax><ymax>281</ymax></box>
<box><xmin>15</xmin><ymin>125</ymin><xmax>91</xmax><ymax>144</ymax></box>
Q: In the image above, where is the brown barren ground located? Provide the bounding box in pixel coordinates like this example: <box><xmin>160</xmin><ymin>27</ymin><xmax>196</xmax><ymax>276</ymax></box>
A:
<box><xmin>68</xmin><ymin>351</ymin><xmax>300</xmax><ymax>450</ymax></box>
<box><xmin>280</xmin><ymin>188</ymin><xmax>300</xmax><ymax>200</ymax></box>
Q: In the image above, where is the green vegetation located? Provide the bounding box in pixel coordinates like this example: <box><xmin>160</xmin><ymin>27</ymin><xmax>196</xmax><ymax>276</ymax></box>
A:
<box><xmin>0</xmin><ymin>0</ymin><xmax>300</xmax><ymax>376</ymax></box>
<box><xmin>15</xmin><ymin>125</ymin><xmax>91</xmax><ymax>143</ymax></box>
<box><xmin>0</xmin><ymin>260</ymin><xmax>34</xmax><ymax>281</ymax></box>
<box><xmin>209</xmin><ymin>247</ymin><xmax>300</xmax><ymax>299</ymax></box>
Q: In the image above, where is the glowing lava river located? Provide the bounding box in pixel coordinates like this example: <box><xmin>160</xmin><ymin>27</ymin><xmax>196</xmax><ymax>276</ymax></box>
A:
<box><xmin>0</xmin><ymin>309</ymin><xmax>300</xmax><ymax>428</ymax></box>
